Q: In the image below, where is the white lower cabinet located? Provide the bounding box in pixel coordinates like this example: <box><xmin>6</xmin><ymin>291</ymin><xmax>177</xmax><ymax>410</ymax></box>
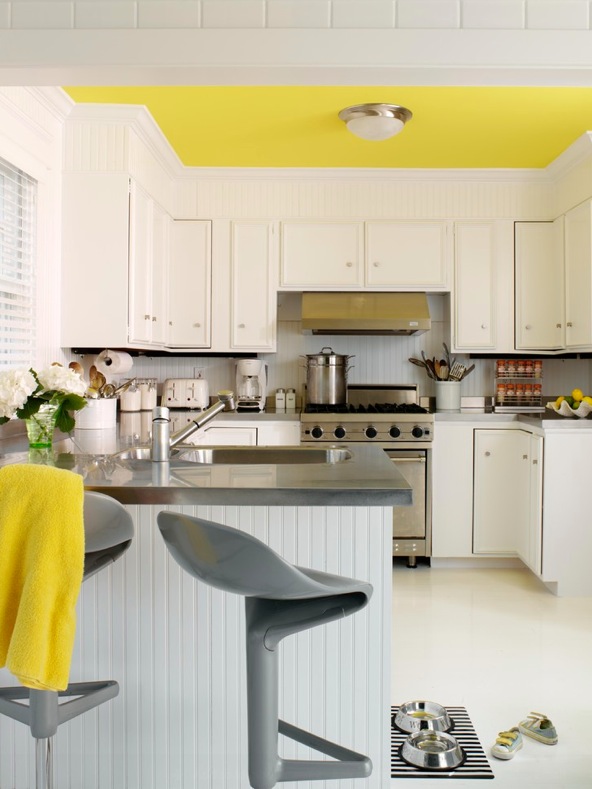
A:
<box><xmin>168</xmin><ymin>416</ymin><xmax>300</xmax><ymax>447</ymax></box>
<box><xmin>432</xmin><ymin>424</ymin><xmax>543</xmax><ymax>569</ymax></box>
<box><xmin>473</xmin><ymin>429</ymin><xmax>539</xmax><ymax>557</ymax></box>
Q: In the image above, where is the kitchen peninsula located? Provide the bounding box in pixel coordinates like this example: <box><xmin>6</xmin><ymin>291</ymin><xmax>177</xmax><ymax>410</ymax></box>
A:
<box><xmin>0</xmin><ymin>435</ymin><xmax>410</xmax><ymax>789</ymax></box>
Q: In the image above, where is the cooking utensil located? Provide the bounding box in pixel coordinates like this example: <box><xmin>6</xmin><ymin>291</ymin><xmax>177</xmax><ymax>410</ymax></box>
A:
<box><xmin>393</xmin><ymin>701</ymin><xmax>453</xmax><ymax>735</ymax></box>
<box><xmin>448</xmin><ymin>362</ymin><xmax>466</xmax><ymax>381</ymax></box>
<box><xmin>409</xmin><ymin>358</ymin><xmax>437</xmax><ymax>380</ymax></box>
<box><xmin>439</xmin><ymin>364</ymin><xmax>449</xmax><ymax>381</ymax></box>
<box><xmin>400</xmin><ymin>730</ymin><xmax>465</xmax><ymax>771</ymax></box>
<box><xmin>421</xmin><ymin>351</ymin><xmax>438</xmax><ymax>380</ymax></box>
<box><xmin>303</xmin><ymin>347</ymin><xmax>353</xmax><ymax>405</ymax></box>
<box><xmin>69</xmin><ymin>361</ymin><xmax>84</xmax><ymax>378</ymax></box>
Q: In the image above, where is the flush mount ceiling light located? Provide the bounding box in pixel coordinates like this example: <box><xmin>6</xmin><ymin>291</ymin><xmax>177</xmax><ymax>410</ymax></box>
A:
<box><xmin>338</xmin><ymin>103</ymin><xmax>413</xmax><ymax>141</ymax></box>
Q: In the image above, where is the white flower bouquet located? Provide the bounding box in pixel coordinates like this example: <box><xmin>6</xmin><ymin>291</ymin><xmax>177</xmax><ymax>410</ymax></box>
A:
<box><xmin>0</xmin><ymin>363</ymin><xmax>87</xmax><ymax>433</ymax></box>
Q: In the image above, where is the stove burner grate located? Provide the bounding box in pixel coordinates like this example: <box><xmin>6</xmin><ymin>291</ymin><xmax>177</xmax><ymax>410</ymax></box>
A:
<box><xmin>304</xmin><ymin>402</ymin><xmax>428</xmax><ymax>415</ymax></box>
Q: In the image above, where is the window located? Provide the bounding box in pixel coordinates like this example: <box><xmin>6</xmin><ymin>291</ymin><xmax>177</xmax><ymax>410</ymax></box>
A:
<box><xmin>0</xmin><ymin>156</ymin><xmax>37</xmax><ymax>368</ymax></box>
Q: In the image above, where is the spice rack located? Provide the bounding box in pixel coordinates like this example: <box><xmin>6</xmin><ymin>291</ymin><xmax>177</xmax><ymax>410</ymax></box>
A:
<box><xmin>494</xmin><ymin>359</ymin><xmax>544</xmax><ymax>413</ymax></box>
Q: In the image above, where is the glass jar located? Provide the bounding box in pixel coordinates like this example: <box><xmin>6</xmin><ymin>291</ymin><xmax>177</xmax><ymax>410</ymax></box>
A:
<box><xmin>139</xmin><ymin>378</ymin><xmax>158</xmax><ymax>410</ymax></box>
<box><xmin>120</xmin><ymin>381</ymin><xmax>142</xmax><ymax>411</ymax></box>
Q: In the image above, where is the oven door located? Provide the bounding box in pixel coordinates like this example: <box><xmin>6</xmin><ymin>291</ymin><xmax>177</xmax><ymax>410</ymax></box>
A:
<box><xmin>385</xmin><ymin>448</ymin><xmax>431</xmax><ymax>564</ymax></box>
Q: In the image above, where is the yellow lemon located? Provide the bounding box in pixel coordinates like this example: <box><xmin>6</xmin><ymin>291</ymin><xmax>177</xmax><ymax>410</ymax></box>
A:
<box><xmin>555</xmin><ymin>395</ymin><xmax>565</xmax><ymax>407</ymax></box>
<box><xmin>572</xmin><ymin>388</ymin><xmax>584</xmax><ymax>402</ymax></box>
<box><xmin>583</xmin><ymin>396</ymin><xmax>592</xmax><ymax>406</ymax></box>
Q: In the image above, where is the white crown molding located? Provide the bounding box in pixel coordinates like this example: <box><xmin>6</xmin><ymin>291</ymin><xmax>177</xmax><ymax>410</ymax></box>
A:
<box><xmin>28</xmin><ymin>86</ymin><xmax>75</xmax><ymax>122</ymax></box>
<box><xmin>545</xmin><ymin>131</ymin><xmax>592</xmax><ymax>182</ymax></box>
<box><xmin>180</xmin><ymin>165</ymin><xmax>551</xmax><ymax>183</ymax></box>
<box><xmin>66</xmin><ymin>103</ymin><xmax>186</xmax><ymax>178</ymax></box>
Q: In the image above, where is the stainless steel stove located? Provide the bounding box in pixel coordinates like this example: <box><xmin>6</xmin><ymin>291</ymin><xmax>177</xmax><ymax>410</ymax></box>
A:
<box><xmin>300</xmin><ymin>385</ymin><xmax>433</xmax><ymax>446</ymax></box>
<box><xmin>301</xmin><ymin>385</ymin><xmax>433</xmax><ymax>567</ymax></box>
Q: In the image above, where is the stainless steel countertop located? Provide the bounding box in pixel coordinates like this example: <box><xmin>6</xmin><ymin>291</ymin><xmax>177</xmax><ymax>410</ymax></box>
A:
<box><xmin>0</xmin><ymin>431</ymin><xmax>411</xmax><ymax>508</ymax></box>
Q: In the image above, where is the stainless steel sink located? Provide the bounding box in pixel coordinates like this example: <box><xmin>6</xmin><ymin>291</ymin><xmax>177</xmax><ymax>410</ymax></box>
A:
<box><xmin>113</xmin><ymin>445</ymin><xmax>352</xmax><ymax>465</ymax></box>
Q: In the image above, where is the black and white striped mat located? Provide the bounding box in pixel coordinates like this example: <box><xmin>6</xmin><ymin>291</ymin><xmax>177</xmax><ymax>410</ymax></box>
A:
<box><xmin>391</xmin><ymin>706</ymin><xmax>494</xmax><ymax>779</ymax></box>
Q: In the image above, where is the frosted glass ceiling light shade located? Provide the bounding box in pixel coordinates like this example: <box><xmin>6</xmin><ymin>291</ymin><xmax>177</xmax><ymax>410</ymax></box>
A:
<box><xmin>338</xmin><ymin>103</ymin><xmax>413</xmax><ymax>141</ymax></box>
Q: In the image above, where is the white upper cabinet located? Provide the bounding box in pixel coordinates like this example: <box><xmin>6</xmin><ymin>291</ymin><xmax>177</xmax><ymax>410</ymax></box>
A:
<box><xmin>452</xmin><ymin>220</ymin><xmax>514</xmax><ymax>353</ymax></box>
<box><xmin>515</xmin><ymin>220</ymin><xmax>564</xmax><ymax>350</ymax></box>
<box><xmin>62</xmin><ymin>172</ymin><xmax>134</xmax><ymax>350</ymax></box>
<box><xmin>365</xmin><ymin>220</ymin><xmax>451</xmax><ymax>289</ymax></box>
<box><xmin>128</xmin><ymin>183</ymin><xmax>169</xmax><ymax>347</ymax></box>
<box><xmin>564</xmin><ymin>199</ymin><xmax>592</xmax><ymax>349</ymax></box>
<box><xmin>279</xmin><ymin>219</ymin><xmax>450</xmax><ymax>290</ymax></box>
<box><xmin>280</xmin><ymin>221</ymin><xmax>363</xmax><ymax>287</ymax></box>
<box><xmin>230</xmin><ymin>220</ymin><xmax>277</xmax><ymax>351</ymax></box>
<box><xmin>167</xmin><ymin>220</ymin><xmax>212</xmax><ymax>348</ymax></box>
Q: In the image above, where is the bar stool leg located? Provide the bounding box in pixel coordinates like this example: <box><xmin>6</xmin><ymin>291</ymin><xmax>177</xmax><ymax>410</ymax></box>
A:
<box><xmin>35</xmin><ymin>738</ymin><xmax>53</xmax><ymax>789</ymax></box>
<box><xmin>245</xmin><ymin>599</ymin><xmax>281</xmax><ymax>789</ymax></box>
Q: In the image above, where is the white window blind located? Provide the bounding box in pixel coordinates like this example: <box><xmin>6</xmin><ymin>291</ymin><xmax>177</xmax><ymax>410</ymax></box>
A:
<box><xmin>0</xmin><ymin>156</ymin><xmax>37</xmax><ymax>368</ymax></box>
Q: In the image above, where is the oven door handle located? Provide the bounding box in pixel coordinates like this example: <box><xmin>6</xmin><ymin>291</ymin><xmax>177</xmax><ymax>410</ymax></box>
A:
<box><xmin>387</xmin><ymin>456</ymin><xmax>426</xmax><ymax>463</ymax></box>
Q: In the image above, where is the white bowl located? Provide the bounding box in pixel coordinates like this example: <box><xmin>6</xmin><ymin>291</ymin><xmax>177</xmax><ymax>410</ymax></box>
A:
<box><xmin>546</xmin><ymin>400</ymin><xmax>592</xmax><ymax>418</ymax></box>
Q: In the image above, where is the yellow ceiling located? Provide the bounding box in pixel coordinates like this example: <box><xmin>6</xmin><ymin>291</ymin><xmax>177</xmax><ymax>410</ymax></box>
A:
<box><xmin>63</xmin><ymin>86</ymin><xmax>592</xmax><ymax>169</ymax></box>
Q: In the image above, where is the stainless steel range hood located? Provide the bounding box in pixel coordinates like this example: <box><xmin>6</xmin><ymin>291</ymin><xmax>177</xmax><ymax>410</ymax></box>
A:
<box><xmin>301</xmin><ymin>292</ymin><xmax>431</xmax><ymax>336</ymax></box>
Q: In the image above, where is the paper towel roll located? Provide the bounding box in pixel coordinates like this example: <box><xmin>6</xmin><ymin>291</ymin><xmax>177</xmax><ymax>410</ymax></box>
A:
<box><xmin>95</xmin><ymin>349</ymin><xmax>134</xmax><ymax>377</ymax></box>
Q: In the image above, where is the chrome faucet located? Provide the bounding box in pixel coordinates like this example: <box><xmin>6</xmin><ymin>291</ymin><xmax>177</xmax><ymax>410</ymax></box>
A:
<box><xmin>151</xmin><ymin>390</ymin><xmax>236</xmax><ymax>461</ymax></box>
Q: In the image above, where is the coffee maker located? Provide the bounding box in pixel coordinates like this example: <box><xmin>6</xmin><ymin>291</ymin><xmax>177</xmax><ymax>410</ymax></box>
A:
<box><xmin>236</xmin><ymin>359</ymin><xmax>267</xmax><ymax>411</ymax></box>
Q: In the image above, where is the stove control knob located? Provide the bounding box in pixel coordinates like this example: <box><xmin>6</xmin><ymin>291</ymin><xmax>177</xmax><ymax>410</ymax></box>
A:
<box><xmin>311</xmin><ymin>426</ymin><xmax>324</xmax><ymax>440</ymax></box>
<box><xmin>365</xmin><ymin>426</ymin><xmax>378</xmax><ymax>439</ymax></box>
<box><xmin>334</xmin><ymin>425</ymin><xmax>346</xmax><ymax>440</ymax></box>
<box><xmin>389</xmin><ymin>426</ymin><xmax>401</xmax><ymax>439</ymax></box>
<box><xmin>412</xmin><ymin>426</ymin><xmax>425</xmax><ymax>439</ymax></box>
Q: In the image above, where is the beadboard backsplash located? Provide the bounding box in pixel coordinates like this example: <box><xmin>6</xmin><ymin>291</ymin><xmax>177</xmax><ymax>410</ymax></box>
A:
<box><xmin>81</xmin><ymin>294</ymin><xmax>592</xmax><ymax>405</ymax></box>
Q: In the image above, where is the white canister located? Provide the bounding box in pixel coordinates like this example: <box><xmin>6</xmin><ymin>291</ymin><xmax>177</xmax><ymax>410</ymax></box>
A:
<box><xmin>435</xmin><ymin>381</ymin><xmax>461</xmax><ymax>412</ymax></box>
<box><xmin>120</xmin><ymin>383</ymin><xmax>142</xmax><ymax>411</ymax></box>
<box><xmin>139</xmin><ymin>379</ymin><xmax>158</xmax><ymax>410</ymax></box>
<box><xmin>75</xmin><ymin>397</ymin><xmax>118</xmax><ymax>429</ymax></box>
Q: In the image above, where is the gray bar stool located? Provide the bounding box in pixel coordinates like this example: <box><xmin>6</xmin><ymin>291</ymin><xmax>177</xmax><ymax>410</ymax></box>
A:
<box><xmin>157</xmin><ymin>511</ymin><xmax>373</xmax><ymax>789</ymax></box>
<box><xmin>0</xmin><ymin>491</ymin><xmax>133</xmax><ymax>789</ymax></box>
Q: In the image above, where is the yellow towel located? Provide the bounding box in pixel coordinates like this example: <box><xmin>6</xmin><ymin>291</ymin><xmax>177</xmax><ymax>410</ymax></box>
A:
<box><xmin>0</xmin><ymin>464</ymin><xmax>85</xmax><ymax>691</ymax></box>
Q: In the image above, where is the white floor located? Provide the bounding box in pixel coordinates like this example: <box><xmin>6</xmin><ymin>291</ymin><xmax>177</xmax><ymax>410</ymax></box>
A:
<box><xmin>391</xmin><ymin>564</ymin><xmax>592</xmax><ymax>789</ymax></box>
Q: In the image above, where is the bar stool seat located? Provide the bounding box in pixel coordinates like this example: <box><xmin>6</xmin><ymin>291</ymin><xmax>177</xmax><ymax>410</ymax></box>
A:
<box><xmin>157</xmin><ymin>511</ymin><xmax>373</xmax><ymax>789</ymax></box>
<box><xmin>0</xmin><ymin>490</ymin><xmax>133</xmax><ymax>789</ymax></box>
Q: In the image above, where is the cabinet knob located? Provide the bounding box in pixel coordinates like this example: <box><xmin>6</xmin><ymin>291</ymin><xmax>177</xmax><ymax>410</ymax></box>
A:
<box><xmin>193</xmin><ymin>322</ymin><xmax>201</xmax><ymax>328</ymax></box>
<box><xmin>373</xmin><ymin>261</ymin><xmax>380</xmax><ymax>267</ymax></box>
<box><xmin>238</xmin><ymin>323</ymin><xmax>245</xmax><ymax>329</ymax></box>
<box><xmin>345</xmin><ymin>261</ymin><xmax>353</xmax><ymax>268</ymax></box>
<box><xmin>481</xmin><ymin>324</ymin><xmax>487</xmax><ymax>329</ymax></box>
<box><xmin>484</xmin><ymin>451</ymin><xmax>491</xmax><ymax>456</ymax></box>
<box><xmin>523</xmin><ymin>454</ymin><xmax>528</xmax><ymax>460</ymax></box>
<box><xmin>169</xmin><ymin>321</ymin><xmax>173</xmax><ymax>326</ymax></box>
<box><xmin>525</xmin><ymin>324</ymin><xmax>531</xmax><ymax>330</ymax></box>
<box><xmin>567</xmin><ymin>321</ymin><xmax>573</xmax><ymax>327</ymax></box>
<box><xmin>152</xmin><ymin>316</ymin><xmax>157</xmax><ymax>322</ymax></box>
<box><xmin>556</xmin><ymin>323</ymin><xmax>562</xmax><ymax>328</ymax></box>
<box><xmin>533</xmin><ymin>459</ymin><xmax>538</xmax><ymax>465</ymax></box>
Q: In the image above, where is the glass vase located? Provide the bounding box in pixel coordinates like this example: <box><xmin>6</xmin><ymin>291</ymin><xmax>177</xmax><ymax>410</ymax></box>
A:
<box><xmin>24</xmin><ymin>403</ymin><xmax>59</xmax><ymax>448</ymax></box>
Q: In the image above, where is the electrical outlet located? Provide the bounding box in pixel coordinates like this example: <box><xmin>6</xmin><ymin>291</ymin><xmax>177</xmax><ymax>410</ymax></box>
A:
<box><xmin>193</xmin><ymin>367</ymin><xmax>205</xmax><ymax>379</ymax></box>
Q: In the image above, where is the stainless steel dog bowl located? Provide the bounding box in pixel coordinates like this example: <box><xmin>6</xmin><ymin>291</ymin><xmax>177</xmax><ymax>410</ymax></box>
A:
<box><xmin>400</xmin><ymin>730</ymin><xmax>465</xmax><ymax>771</ymax></box>
<box><xmin>393</xmin><ymin>700</ymin><xmax>453</xmax><ymax>734</ymax></box>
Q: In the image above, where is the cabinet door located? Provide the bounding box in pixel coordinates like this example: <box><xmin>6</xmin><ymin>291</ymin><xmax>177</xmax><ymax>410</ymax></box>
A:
<box><xmin>167</xmin><ymin>220</ymin><xmax>212</xmax><ymax>348</ymax></box>
<box><xmin>431</xmin><ymin>423</ymin><xmax>475</xmax><ymax>558</ymax></box>
<box><xmin>150</xmin><ymin>203</ymin><xmax>170</xmax><ymax>346</ymax></box>
<box><xmin>473</xmin><ymin>429</ymin><xmax>530</xmax><ymax>555</ymax></box>
<box><xmin>564</xmin><ymin>199</ymin><xmax>592</xmax><ymax>349</ymax></box>
<box><xmin>128</xmin><ymin>182</ymin><xmax>155</xmax><ymax>345</ymax></box>
<box><xmin>231</xmin><ymin>220</ymin><xmax>277</xmax><ymax>350</ymax></box>
<box><xmin>280</xmin><ymin>221</ymin><xmax>363</xmax><ymax>287</ymax></box>
<box><xmin>366</xmin><ymin>221</ymin><xmax>450</xmax><ymax>289</ymax></box>
<box><xmin>515</xmin><ymin>220</ymin><xmax>564</xmax><ymax>350</ymax></box>
<box><xmin>526</xmin><ymin>434</ymin><xmax>543</xmax><ymax>576</ymax></box>
<box><xmin>453</xmin><ymin>220</ymin><xmax>514</xmax><ymax>352</ymax></box>
<box><xmin>61</xmin><ymin>172</ymin><xmax>130</xmax><ymax>349</ymax></box>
